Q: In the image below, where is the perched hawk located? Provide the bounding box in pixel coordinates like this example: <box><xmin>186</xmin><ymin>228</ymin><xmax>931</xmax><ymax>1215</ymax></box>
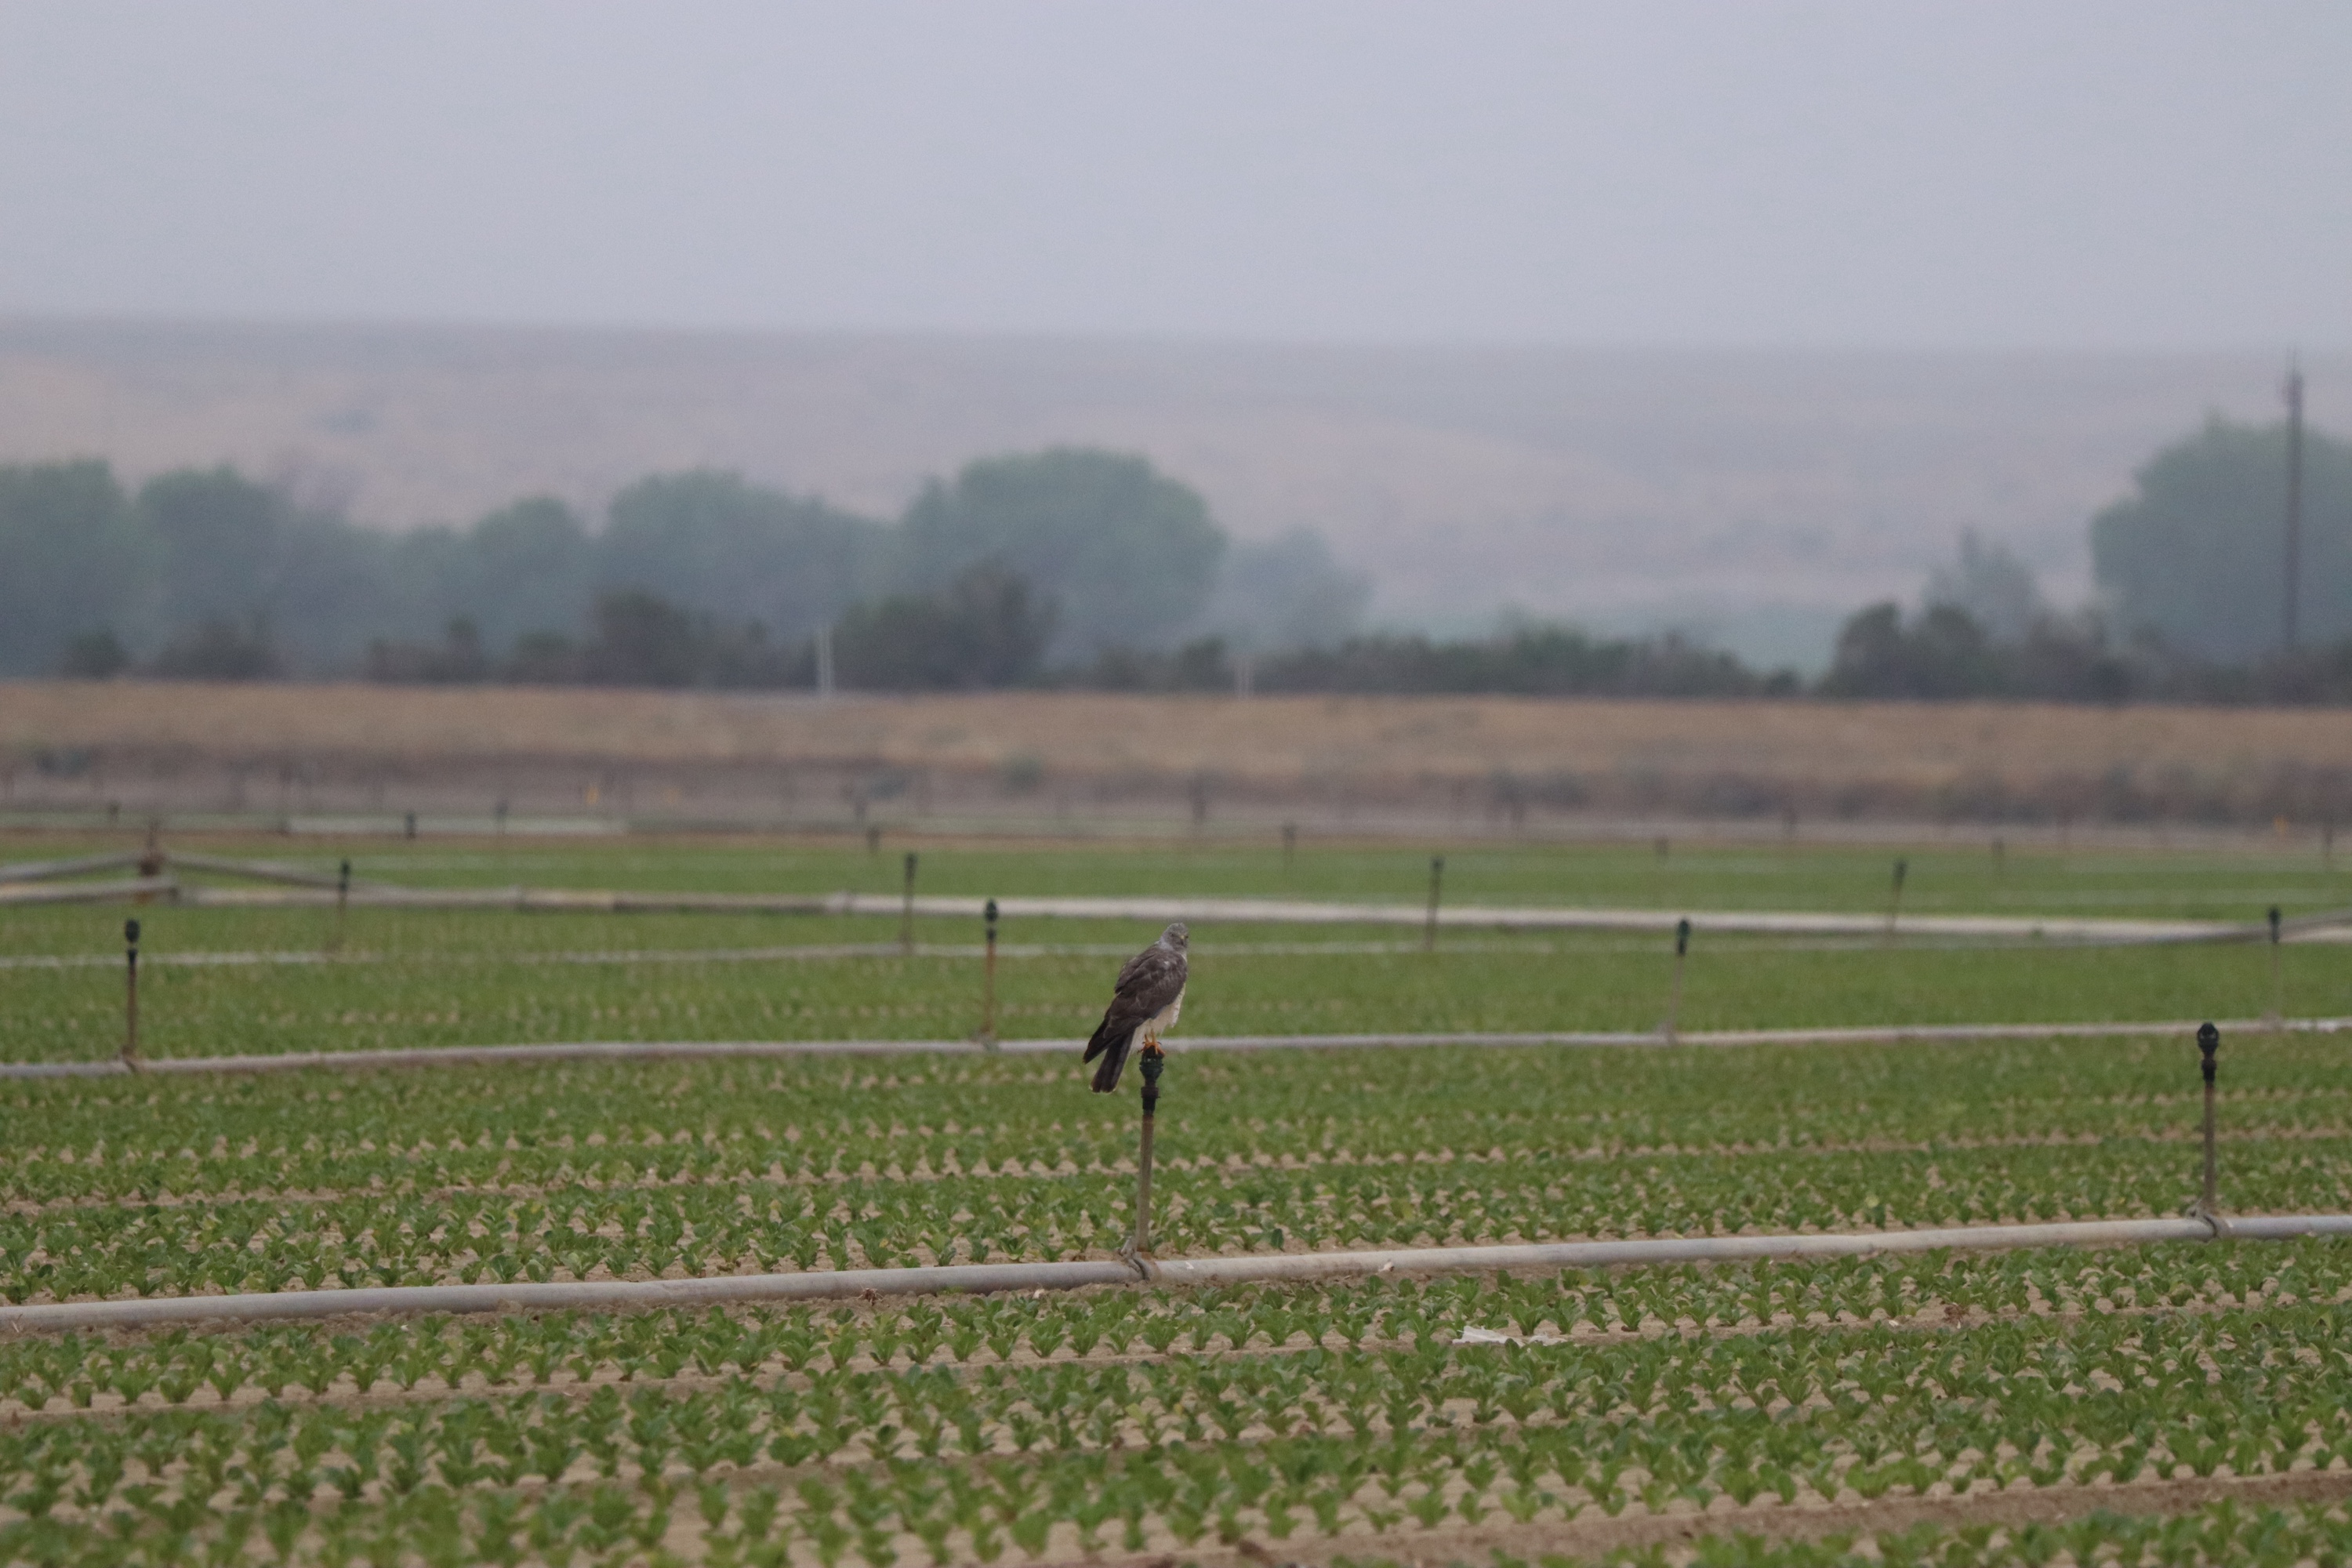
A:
<box><xmin>1083</xmin><ymin>922</ymin><xmax>1189</xmax><ymax>1092</ymax></box>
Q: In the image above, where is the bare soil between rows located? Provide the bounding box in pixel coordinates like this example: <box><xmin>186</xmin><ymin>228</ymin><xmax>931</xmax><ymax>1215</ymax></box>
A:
<box><xmin>1105</xmin><ymin>1470</ymin><xmax>2352</xmax><ymax>1566</ymax></box>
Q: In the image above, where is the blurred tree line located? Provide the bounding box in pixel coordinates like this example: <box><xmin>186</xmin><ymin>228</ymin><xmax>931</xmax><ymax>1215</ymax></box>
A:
<box><xmin>0</xmin><ymin>448</ymin><xmax>1370</xmax><ymax>687</ymax></box>
<box><xmin>1824</xmin><ymin>416</ymin><xmax>2352</xmax><ymax>703</ymax></box>
<box><xmin>2</xmin><ymin>415</ymin><xmax>2344</xmax><ymax>701</ymax></box>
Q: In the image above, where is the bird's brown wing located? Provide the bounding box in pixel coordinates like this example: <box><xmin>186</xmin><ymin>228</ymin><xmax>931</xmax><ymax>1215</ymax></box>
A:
<box><xmin>1083</xmin><ymin>942</ymin><xmax>1188</xmax><ymax>1091</ymax></box>
<box><xmin>1113</xmin><ymin>940</ymin><xmax>1178</xmax><ymax>993</ymax></box>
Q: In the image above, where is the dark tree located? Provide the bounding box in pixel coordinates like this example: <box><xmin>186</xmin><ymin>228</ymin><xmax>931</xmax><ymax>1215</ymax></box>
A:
<box><xmin>601</xmin><ymin>471</ymin><xmax>890</xmax><ymax>641</ymax></box>
<box><xmin>364</xmin><ymin>619</ymin><xmax>491</xmax><ymax>684</ymax></box>
<box><xmin>136</xmin><ymin>469</ymin><xmax>287</xmax><ymax>633</ymax></box>
<box><xmin>2092</xmin><ymin>418</ymin><xmax>2352</xmax><ymax>662</ymax></box>
<box><xmin>581</xmin><ymin>591</ymin><xmax>706</xmax><ymax>688</ymax></box>
<box><xmin>898</xmin><ymin>449</ymin><xmax>1225</xmax><ymax>657</ymax></box>
<box><xmin>503</xmin><ymin>630</ymin><xmax>584</xmax><ymax>686</ymax></box>
<box><xmin>56</xmin><ymin>630</ymin><xmax>130</xmax><ymax>678</ymax></box>
<box><xmin>1819</xmin><ymin>603</ymin><xmax>2003</xmax><ymax>699</ymax></box>
<box><xmin>147</xmin><ymin>616</ymin><xmax>283</xmax><ymax>681</ymax></box>
<box><xmin>1201</xmin><ymin>530</ymin><xmax>1372</xmax><ymax>652</ymax></box>
<box><xmin>0</xmin><ymin>461</ymin><xmax>148</xmax><ymax>676</ymax></box>
<box><xmin>1252</xmin><ymin>625</ymin><xmax>1780</xmax><ymax>698</ymax></box>
<box><xmin>1082</xmin><ymin>637</ymin><xmax>1237</xmax><ymax>692</ymax></box>
<box><xmin>388</xmin><ymin>496</ymin><xmax>597</xmax><ymax>652</ymax></box>
<box><xmin>833</xmin><ymin>563</ymin><xmax>1057</xmax><ymax>690</ymax></box>
<box><xmin>135</xmin><ymin>466</ymin><xmax>392</xmax><ymax>668</ymax></box>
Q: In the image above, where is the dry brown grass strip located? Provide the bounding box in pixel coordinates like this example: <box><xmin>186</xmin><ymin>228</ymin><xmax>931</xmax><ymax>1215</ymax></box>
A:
<box><xmin>15</xmin><ymin>681</ymin><xmax>2352</xmax><ymax>797</ymax></box>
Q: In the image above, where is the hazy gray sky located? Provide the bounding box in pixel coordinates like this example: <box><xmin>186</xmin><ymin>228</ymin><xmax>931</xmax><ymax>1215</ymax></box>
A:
<box><xmin>2</xmin><ymin>2</ymin><xmax>2346</xmax><ymax>348</ymax></box>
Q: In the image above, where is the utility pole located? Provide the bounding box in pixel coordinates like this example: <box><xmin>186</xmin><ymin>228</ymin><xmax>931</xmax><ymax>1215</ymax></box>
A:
<box><xmin>2285</xmin><ymin>362</ymin><xmax>2306</xmax><ymax>652</ymax></box>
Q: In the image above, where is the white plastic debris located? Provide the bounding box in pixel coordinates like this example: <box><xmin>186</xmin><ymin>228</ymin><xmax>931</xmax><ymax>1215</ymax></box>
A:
<box><xmin>1454</xmin><ymin>1324</ymin><xmax>1570</xmax><ymax>1345</ymax></box>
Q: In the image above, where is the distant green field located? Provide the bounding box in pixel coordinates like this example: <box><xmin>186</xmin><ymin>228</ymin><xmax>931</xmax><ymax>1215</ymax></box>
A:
<box><xmin>2</xmin><ymin>831</ymin><xmax>2344</xmax><ymax>1062</ymax></box>
<box><xmin>10</xmin><ymin>825</ymin><xmax>2351</xmax><ymax>914</ymax></box>
<box><xmin>2</xmin><ymin>919</ymin><xmax>2346</xmax><ymax>1065</ymax></box>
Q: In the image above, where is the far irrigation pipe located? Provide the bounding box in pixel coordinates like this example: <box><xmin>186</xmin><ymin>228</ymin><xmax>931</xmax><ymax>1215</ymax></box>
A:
<box><xmin>183</xmin><ymin>888</ymin><xmax>2352</xmax><ymax>945</ymax></box>
<box><xmin>16</xmin><ymin>876</ymin><xmax>2352</xmax><ymax>946</ymax></box>
<box><xmin>5</xmin><ymin>1015</ymin><xmax>2348</xmax><ymax>1080</ymax></box>
<box><xmin>0</xmin><ymin>851</ymin><xmax>143</xmax><ymax>885</ymax></box>
<box><xmin>164</xmin><ymin>852</ymin><xmax>383</xmax><ymax>892</ymax></box>
<box><xmin>0</xmin><ymin>875</ymin><xmax>176</xmax><ymax>907</ymax></box>
<box><xmin>5</xmin><ymin>1214</ymin><xmax>2348</xmax><ymax>1333</ymax></box>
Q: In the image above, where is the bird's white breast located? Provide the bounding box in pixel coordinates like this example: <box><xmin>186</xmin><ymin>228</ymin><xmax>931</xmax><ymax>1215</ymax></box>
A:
<box><xmin>1130</xmin><ymin>985</ymin><xmax>1185</xmax><ymax>1058</ymax></box>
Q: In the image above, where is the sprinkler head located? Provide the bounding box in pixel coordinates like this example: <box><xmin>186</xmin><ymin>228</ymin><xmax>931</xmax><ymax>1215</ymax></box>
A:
<box><xmin>2198</xmin><ymin>1022</ymin><xmax>2220</xmax><ymax>1083</ymax></box>
<box><xmin>2270</xmin><ymin>906</ymin><xmax>2282</xmax><ymax>940</ymax></box>
<box><xmin>1675</xmin><ymin>917</ymin><xmax>1691</xmax><ymax>957</ymax></box>
<box><xmin>124</xmin><ymin>919</ymin><xmax>140</xmax><ymax>948</ymax></box>
<box><xmin>985</xmin><ymin>897</ymin><xmax>999</xmax><ymax>936</ymax></box>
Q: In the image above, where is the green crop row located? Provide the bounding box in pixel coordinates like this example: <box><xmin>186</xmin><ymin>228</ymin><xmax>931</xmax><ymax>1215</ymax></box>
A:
<box><xmin>5</xmin><ymin>936</ymin><xmax>2342</xmax><ymax>1062</ymax></box>
<box><xmin>9</xmin><ymin>1034</ymin><xmax>2331</xmax><ymax>1202</ymax></box>
<box><xmin>1470</xmin><ymin>1500</ymin><xmax>2352</xmax><ymax>1567</ymax></box>
<box><xmin>4</xmin><ymin>1241</ymin><xmax>2347</xmax><ymax>1416</ymax></box>
<box><xmin>6</xmin><ymin>1284</ymin><xmax>2352</xmax><ymax>1563</ymax></box>
<box><xmin>13</xmin><ymin>1487</ymin><xmax>2349</xmax><ymax>1568</ymax></box>
<box><xmin>9</xmin><ymin>1032</ymin><xmax>2343</xmax><ymax>1305</ymax></box>
<box><xmin>14</xmin><ymin>1131</ymin><xmax>2352</xmax><ymax>1305</ymax></box>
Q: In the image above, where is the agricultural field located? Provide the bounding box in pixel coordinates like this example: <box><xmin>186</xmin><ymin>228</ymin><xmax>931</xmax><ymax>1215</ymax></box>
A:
<box><xmin>5</xmin><ymin>829</ymin><xmax>2352</xmax><ymax>1565</ymax></box>
<box><xmin>4</xmin><ymin>833</ymin><xmax>2350</xmax><ymax>1062</ymax></box>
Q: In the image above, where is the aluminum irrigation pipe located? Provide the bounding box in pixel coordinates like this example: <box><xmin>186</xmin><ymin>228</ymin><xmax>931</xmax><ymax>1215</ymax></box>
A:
<box><xmin>0</xmin><ymin>850</ymin><xmax>143</xmax><ymax>885</ymax></box>
<box><xmin>181</xmin><ymin>886</ymin><xmax>839</xmax><ymax>915</ymax></box>
<box><xmin>6</xmin><ymin>1015</ymin><xmax>2350</xmax><ymax>1080</ymax></box>
<box><xmin>0</xmin><ymin>938</ymin><xmax>1279</xmax><ymax>972</ymax></box>
<box><xmin>165</xmin><ymin>852</ymin><xmax>381</xmax><ymax>891</ymax></box>
<box><xmin>1142</xmin><ymin>1213</ymin><xmax>2352</xmax><ymax>1289</ymax></box>
<box><xmin>50</xmin><ymin>880</ymin><xmax>2352</xmax><ymax>945</ymax></box>
<box><xmin>0</xmin><ymin>932</ymin><xmax>2229</xmax><ymax>973</ymax></box>
<box><xmin>6</xmin><ymin>1214</ymin><xmax>2351</xmax><ymax>1334</ymax></box>
<box><xmin>0</xmin><ymin>875</ymin><xmax>176</xmax><ymax>908</ymax></box>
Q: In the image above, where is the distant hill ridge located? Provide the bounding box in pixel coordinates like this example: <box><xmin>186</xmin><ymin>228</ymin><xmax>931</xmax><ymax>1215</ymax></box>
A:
<box><xmin>0</xmin><ymin>320</ymin><xmax>2335</xmax><ymax>666</ymax></box>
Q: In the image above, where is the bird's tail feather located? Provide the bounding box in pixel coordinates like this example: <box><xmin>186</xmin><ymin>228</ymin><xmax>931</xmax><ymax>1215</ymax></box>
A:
<box><xmin>1089</xmin><ymin>1030</ymin><xmax>1132</xmax><ymax>1093</ymax></box>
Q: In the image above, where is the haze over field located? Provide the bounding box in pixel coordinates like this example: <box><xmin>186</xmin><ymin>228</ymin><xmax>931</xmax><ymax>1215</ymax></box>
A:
<box><xmin>4</xmin><ymin>323</ymin><xmax>2348</xmax><ymax>667</ymax></box>
<box><xmin>2</xmin><ymin>4</ymin><xmax>2348</xmax><ymax>670</ymax></box>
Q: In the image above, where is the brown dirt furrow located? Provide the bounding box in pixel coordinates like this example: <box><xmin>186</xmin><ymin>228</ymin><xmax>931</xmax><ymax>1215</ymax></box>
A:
<box><xmin>13</xmin><ymin>1465</ymin><xmax>2352</xmax><ymax>1568</ymax></box>
<box><xmin>1083</xmin><ymin>1469</ymin><xmax>2352</xmax><ymax>1568</ymax></box>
